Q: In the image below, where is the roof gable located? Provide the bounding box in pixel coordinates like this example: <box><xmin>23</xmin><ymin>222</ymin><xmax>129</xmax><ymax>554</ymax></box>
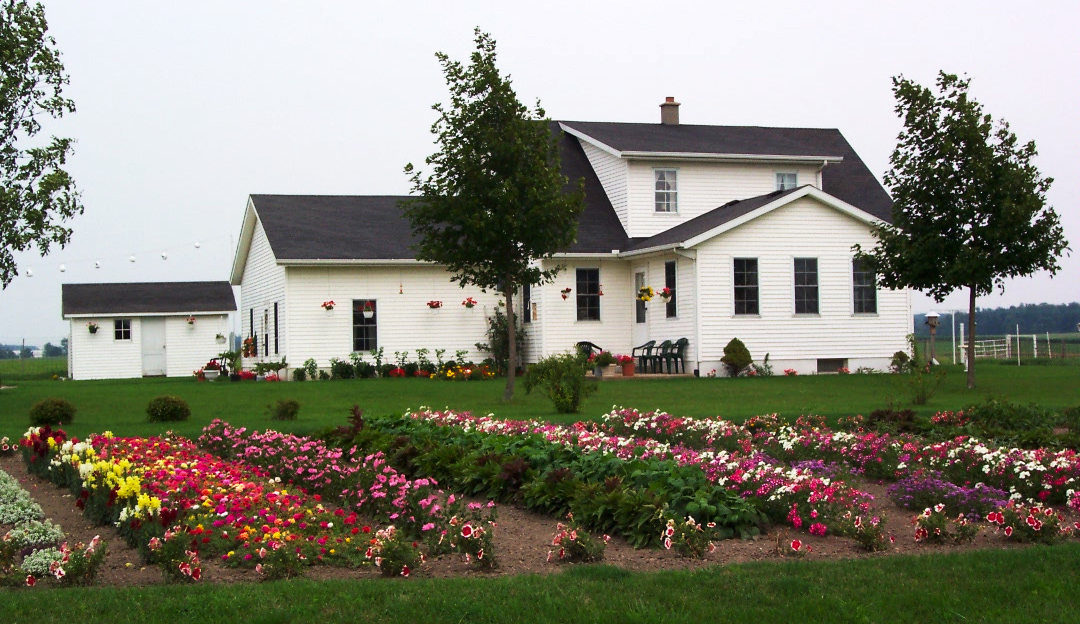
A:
<box><xmin>62</xmin><ymin>282</ymin><xmax>237</xmax><ymax>317</ymax></box>
<box><xmin>624</xmin><ymin>186</ymin><xmax>884</xmax><ymax>254</ymax></box>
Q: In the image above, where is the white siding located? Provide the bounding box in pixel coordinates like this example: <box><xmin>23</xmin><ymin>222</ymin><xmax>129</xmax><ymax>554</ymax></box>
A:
<box><xmin>694</xmin><ymin>196</ymin><xmax>911</xmax><ymax>374</ymax></box>
<box><xmin>536</xmin><ymin>259</ymin><xmax>633</xmax><ymax>360</ymax></box>
<box><xmin>580</xmin><ymin>141</ymin><xmax>629</xmax><ymax>231</ymax></box>
<box><xmin>68</xmin><ymin>318</ymin><xmax>142</xmax><ymax>380</ymax></box>
<box><xmin>283</xmin><ymin>265</ymin><xmax>501</xmax><ymax>370</ymax></box>
<box><xmin>239</xmin><ymin>218</ymin><xmax>286</xmax><ymax>365</ymax></box>
<box><xmin>627</xmin><ymin>161</ymin><xmax>822</xmax><ymax>238</ymax></box>
<box><xmin>165</xmin><ymin>314</ymin><xmax>232</xmax><ymax>377</ymax></box>
<box><xmin>68</xmin><ymin>314</ymin><xmax>233</xmax><ymax>380</ymax></box>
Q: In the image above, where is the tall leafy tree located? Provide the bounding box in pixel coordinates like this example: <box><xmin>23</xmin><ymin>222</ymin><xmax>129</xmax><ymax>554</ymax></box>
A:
<box><xmin>405</xmin><ymin>29</ymin><xmax>585</xmax><ymax>401</ymax></box>
<box><xmin>0</xmin><ymin>0</ymin><xmax>82</xmax><ymax>288</ymax></box>
<box><xmin>855</xmin><ymin>72</ymin><xmax>1069</xmax><ymax>388</ymax></box>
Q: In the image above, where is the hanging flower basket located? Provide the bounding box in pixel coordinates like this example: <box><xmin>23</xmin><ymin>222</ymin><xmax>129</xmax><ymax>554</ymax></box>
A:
<box><xmin>427</xmin><ymin>300</ymin><xmax>443</xmax><ymax>309</ymax></box>
<box><xmin>321</xmin><ymin>300</ymin><xmax>335</xmax><ymax>311</ymax></box>
<box><xmin>462</xmin><ymin>297</ymin><xmax>477</xmax><ymax>309</ymax></box>
<box><xmin>362</xmin><ymin>302</ymin><xmax>374</xmax><ymax>319</ymax></box>
<box><xmin>185</xmin><ymin>316</ymin><xmax>196</xmax><ymax>326</ymax></box>
<box><xmin>87</xmin><ymin>322</ymin><xmax>99</xmax><ymax>334</ymax></box>
<box><xmin>638</xmin><ymin>286</ymin><xmax>655</xmax><ymax>302</ymax></box>
<box><xmin>659</xmin><ymin>287</ymin><xmax>673</xmax><ymax>302</ymax></box>
<box><xmin>561</xmin><ymin>287</ymin><xmax>572</xmax><ymax>300</ymax></box>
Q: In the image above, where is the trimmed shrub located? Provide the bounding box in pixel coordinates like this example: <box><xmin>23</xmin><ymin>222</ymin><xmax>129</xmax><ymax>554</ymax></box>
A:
<box><xmin>268</xmin><ymin>399</ymin><xmax>301</xmax><ymax>421</ymax></box>
<box><xmin>330</xmin><ymin>358</ymin><xmax>354</xmax><ymax>380</ymax></box>
<box><xmin>292</xmin><ymin>368</ymin><xmax>307</xmax><ymax>382</ymax></box>
<box><xmin>146</xmin><ymin>396</ymin><xmax>191</xmax><ymax>422</ymax></box>
<box><xmin>29</xmin><ymin>398</ymin><xmax>76</xmax><ymax>426</ymax></box>
<box><xmin>523</xmin><ymin>351</ymin><xmax>597</xmax><ymax>413</ymax></box>
<box><xmin>721</xmin><ymin>338</ymin><xmax>752</xmax><ymax>377</ymax></box>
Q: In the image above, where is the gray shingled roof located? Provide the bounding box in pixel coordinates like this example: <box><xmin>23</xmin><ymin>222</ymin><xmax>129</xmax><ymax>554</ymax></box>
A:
<box><xmin>249</xmin><ymin>121</ymin><xmax>890</xmax><ymax>262</ymax></box>
<box><xmin>559</xmin><ymin>121</ymin><xmax>893</xmax><ymax>222</ymax></box>
<box><xmin>251</xmin><ymin>125</ymin><xmax>631</xmax><ymax>261</ymax></box>
<box><xmin>625</xmin><ymin>187</ymin><xmax>804</xmax><ymax>252</ymax></box>
<box><xmin>62</xmin><ymin>282</ymin><xmax>237</xmax><ymax>316</ymax></box>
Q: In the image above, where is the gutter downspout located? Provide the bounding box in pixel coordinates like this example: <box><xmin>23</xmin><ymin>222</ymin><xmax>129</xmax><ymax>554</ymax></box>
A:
<box><xmin>816</xmin><ymin>159</ymin><xmax>829</xmax><ymax>188</ymax></box>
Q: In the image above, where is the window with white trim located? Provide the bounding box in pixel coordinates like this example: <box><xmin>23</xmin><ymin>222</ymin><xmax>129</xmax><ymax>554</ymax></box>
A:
<box><xmin>665</xmin><ymin>260</ymin><xmax>677</xmax><ymax>318</ymax></box>
<box><xmin>655</xmin><ymin>169</ymin><xmax>678</xmax><ymax>212</ymax></box>
<box><xmin>114</xmin><ymin>319</ymin><xmax>131</xmax><ymax>340</ymax></box>
<box><xmin>794</xmin><ymin>258</ymin><xmax>819</xmax><ymax>314</ymax></box>
<box><xmin>576</xmin><ymin>268</ymin><xmax>600</xmax><ymax>321</ymax></box>
<box><xmin>776</xmin><ymin>172</ymin><xmax>798</xmax><ymax>191</ymax></box>
<box><xmin>853</xmin><ymin>259</ymin><xmax>877</xmax><ymax>314</ymax></box>
<box><xmin>733</xmin><ymin>259</ymin><xmax>759</xmax><ymax>315</ymax></box>
<box><xmin>352</xmin><ymin>300</ymin><xmax>378</xmax><ymax>351</ymax></box>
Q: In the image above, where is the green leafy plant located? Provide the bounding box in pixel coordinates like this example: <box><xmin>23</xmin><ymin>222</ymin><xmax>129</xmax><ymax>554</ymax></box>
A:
<box><xmin>29</xmin><ymin>397</ymin><xmax>75</xmax><ymax>426</ymax></box>
<box><xmin>145</xmin><ymin>396</ymin><xmax>190</xmax><ymax>422</ymax></box>
<box><xmin>523</xmin><ymin>351</ymin><xmax>597</xmax><ymax>413</ymax></box>
<box><xmin>662</xmin><ymin>516</ymin><xmax>717</xmax><ymax>559</ymax></box>
<box><xmin>912</xmin><ymin>504</ymin><xmax>979</xmax><ymax>544</ymax></box>
<box><xmin>303</xmin><ymin>358</ymin><xmax>318</xmax><ymax>380</ymax></box>
<box><xmin>268</xmin><ymin>399</ymin><xmax>300</xmax><ymax>421</ymax></box>
<box><xmin>474</xmin><ymin>307</ymin><xmax>526</xmax><ymax>375</ymax></box>
<box><xmin>291</xmin><ymin>368</ymin><xmax>307</xmax><ymax>382</ymax></box>
<box><xmin>721</xmin><ymin>338</ymin><xmax>752</xmax><ymax>377</ymax></box>
<box><xmin>365</xmin><ymin>525</ymin><xmax>423</xmax><ymax>578</ymax></box>
<box><xmin>547</xmin><ymin>513</ymin><xmax>607</xmax><ymax>564</ymax></box>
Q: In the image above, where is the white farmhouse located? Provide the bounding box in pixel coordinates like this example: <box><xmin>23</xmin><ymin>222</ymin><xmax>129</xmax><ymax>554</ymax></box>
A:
<box><xmin>231</xmin><ymin>99</ymin><xmax>910</xmax><ymax>377</ymax></box>
<box><xmin>62</xmin><ymin>282</ymin><xmax>237</xmax><ymax>380</ymax></box>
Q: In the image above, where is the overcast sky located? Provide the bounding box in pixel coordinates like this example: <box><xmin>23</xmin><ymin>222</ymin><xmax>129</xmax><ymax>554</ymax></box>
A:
<box><xmin>2</xmin><ymin>0</ymin><xmax>1077</xmax><ymax>346</ymax></box>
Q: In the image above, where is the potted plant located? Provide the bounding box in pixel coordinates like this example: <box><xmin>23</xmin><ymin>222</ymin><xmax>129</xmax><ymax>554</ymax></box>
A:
<box><xmin>87</xmin><ymin>322</ymin><xmax>99</xmax><ymax>334</ymax></box>
<box><xmin>462</xmin><ymin>297</ymin><xmax>477</xmax><ymax>309</ymax></box>
<box><xmin>242</xmin><ymin>337</ymin><xmax>256</xmax><ymax>357</ymax></box>
<box><xmin>561</xmin><ymin>287</ymin><xmax>572</xmax><ymax>300</ymax></box>
<box><xmin>185</xmin><ymin>316</ymin><xmax>196</xmax><ymax>326</ymax></box>
<box><xmin>215</xmin><ymin>333</ymin><xmax>226</xmax><ymax>344</ymax></box>
<box><xmin>638</xmin><ymin>286</ymin><xmax>654</xmax><ymax>302</ymax></box>
<box><xmin>589</xmin><ymin>351</ymin><xmax>616</xmax><ymax>378</ymax></box>
<box><xmin>362</xmin><ymin>302</ymin><xmax>375</xmax><ymax>319</ymax></box>
<box><xmin>659</xmin><ymin>287</ymin><xmax>673</xmax><ymax>302</ymax></box>
<box><xmin>427</xmin><ymin>300</ymin><xmax>443</xmax><ymax>309</ymax></box>
<box><xmin>321</xmin><ymin>300</ymin><xmax>335</xmax><ymax>311</ymax></box>
<box><xmin>203</xmin><ymin>359</ymin><xmax>221</xmax><ymax>380</ymax></box>
<box><xmin>616</xmin><ymin>354</ymin><xmax>635</xmax><ymax>377</ymax></box>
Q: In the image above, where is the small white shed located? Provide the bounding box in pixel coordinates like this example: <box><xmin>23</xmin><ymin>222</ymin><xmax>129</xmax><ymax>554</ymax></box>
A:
<box><xmin>62</xmin><ymin>281</ymin><xmax>237</xmax><ymax>380</ymax></box>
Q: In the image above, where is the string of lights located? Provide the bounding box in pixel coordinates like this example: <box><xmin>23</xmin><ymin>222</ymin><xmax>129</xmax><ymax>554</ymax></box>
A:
<box><xmin>21</xmin><ymin>235</ymin><xmax>233</xmax><ymax>278</ymax></box>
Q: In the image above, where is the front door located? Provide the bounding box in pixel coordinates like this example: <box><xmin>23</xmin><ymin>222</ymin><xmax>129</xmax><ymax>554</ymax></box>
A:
<box><xmin>632</xmin><ymin>269</ymin><xmax>649</xmax><ymax>349</ymax></box>
<box><xmin>141</xmin><ymin>318</ymin><xmax>166</xmax><ymax>376</ymax></box>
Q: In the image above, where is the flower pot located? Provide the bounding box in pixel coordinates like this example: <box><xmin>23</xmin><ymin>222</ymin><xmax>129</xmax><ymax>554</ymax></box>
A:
<box><xmin>216</xmin><ymin>336</ymin><xmax>226</xmax><ymax>344</ymax></box>
<box><xmin>622</xmin><ymin>361</ymin><xmax>635</xmax><ymax>377</ymax></box>
<box><xmin>204</xmin><ymin>369</ymin><xmax>220</xmax><ymax>380</ymax></box>
<box><xmin>88</xmin><ymin>327</ymin><xmax>98</xmax><ymax>334</ymax></box>
<box><xmin>363</xmin><ymin>310</ymin><xmax>374</xmax><ymax>320</ymax></box>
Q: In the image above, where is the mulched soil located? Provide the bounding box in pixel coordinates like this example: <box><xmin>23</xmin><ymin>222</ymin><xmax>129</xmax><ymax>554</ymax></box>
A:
<box><xmin>0</xmin><ymin>453</ymin><xmax>1054</xmax><ymax>587</ymax></box>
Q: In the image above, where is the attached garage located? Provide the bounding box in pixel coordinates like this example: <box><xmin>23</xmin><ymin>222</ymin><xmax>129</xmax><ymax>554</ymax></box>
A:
<box><xmin>61</xmin><ymin>282</ymin><xmax>237</xmax><ymax>380</ymax></box>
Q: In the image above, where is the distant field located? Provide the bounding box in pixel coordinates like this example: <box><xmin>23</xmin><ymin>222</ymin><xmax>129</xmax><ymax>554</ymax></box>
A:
<box><xmin>2</xmin><ymin>363</ymin><xmax>1077</xmax><ymax>441</ymax></box>
<box><xmin>0</xmin><ymin>356</ymin><xmax>66</xmax><ymax>382</ymax></box>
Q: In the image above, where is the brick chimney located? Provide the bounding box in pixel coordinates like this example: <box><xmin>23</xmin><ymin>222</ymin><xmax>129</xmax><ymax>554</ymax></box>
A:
<box><xmin>660</xmin><ymin>96</ymin><xmax>680</xmax><ymax>125</ymax></box>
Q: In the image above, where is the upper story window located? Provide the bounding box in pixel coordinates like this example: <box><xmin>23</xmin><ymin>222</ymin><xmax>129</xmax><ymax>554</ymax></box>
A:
<box><xmin>114</xmin><ymin>319</ymin><xmax>131</xmax><ymax>340</ymax></box>
<box><xmin>853</xmin><ymin>259</ymin><xmax>878</xmax><ymax>314</ymax></box>
<box><xmin>576</xmin><ymin>268</ymin><xmax>600</xmax><ymax>321</ymax></box>
<box><xmin>352</xmin><ymin>299</ymin><xmax>378</xmax><ymax>351</ymax></box>
<box><xmin>733</xmin><ymin>258</ymin><xmax>759</xmax><ymax>315</ymax></box>
<box><xmin>794</xmin><ymin>258</ymin><xmax>819</xmax><ymax>314</ymax></box>
<box><xmin>776</xmin><ymin>172</ymin><xmax>798</xmax><ymax>191</ymax></box>
<box><xmin>654</xmin><ymin>169</ymin><xmax>678</xmax><ymax>212</ymax></box>
<box><xmin>665</xmin><ymin>260</ymin><xmax>677</xmax><ymax>318</ymax></box>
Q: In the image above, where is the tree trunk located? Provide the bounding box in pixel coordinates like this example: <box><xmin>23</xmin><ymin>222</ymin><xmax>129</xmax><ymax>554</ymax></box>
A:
<box><xmin>966</xmin><ymin>285</ymin><xmax>977</xmax><ymax>389</ymax></box>
<box><xmin>503</xmin><ymin>284</ymin><xmax>517</xmax><ymax>402</ymax></box>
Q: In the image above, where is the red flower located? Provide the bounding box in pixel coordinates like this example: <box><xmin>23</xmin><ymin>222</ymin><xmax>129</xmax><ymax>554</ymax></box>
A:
<box><xmin>26</xmin><ymin>575</ymin><xmax>36</xmax><ymax>587</ymax></box>
<box><xmin>461</xmin><ymin>524</ymin><xmax>474</xmax><ymax>538</ymax></box>
<box><xmin>401</xmin><ymin>565</ymin><xmax>410</xmax><ymax>578</ymax></box>
<box><xmin>791</xmin><ymin>539</ymin><xmax>802</xmax><ymax>552</ymax></box>
<box><xmin>1004</xmin><ymin>526</ymin><xmax>1014</xmax><ymax>537</ymax></box>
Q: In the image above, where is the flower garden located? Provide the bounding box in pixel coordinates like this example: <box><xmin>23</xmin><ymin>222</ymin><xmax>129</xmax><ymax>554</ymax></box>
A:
<box><xmin>5</xmin><ymin>400</ymin><xmax>1080</xmax><ymax>589</ymax></box>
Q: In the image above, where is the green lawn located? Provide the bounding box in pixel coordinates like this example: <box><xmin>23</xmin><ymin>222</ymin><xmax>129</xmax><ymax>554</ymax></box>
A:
<box><xmin>2</xmin><ymin>363</ymin><xmax>1078</xmax><ymax>440</ymax></box>
<box><xmin>3</xmin><ymin>545</ymin><xmax>1078</xmax><ymax>623</ymax></box>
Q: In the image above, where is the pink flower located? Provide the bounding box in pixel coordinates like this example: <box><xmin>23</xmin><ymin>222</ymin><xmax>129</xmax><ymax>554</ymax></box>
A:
<box><xmin>791</xmin><ymin>539</ymin><xmax>802</xmax><ymax>551</ymax></box>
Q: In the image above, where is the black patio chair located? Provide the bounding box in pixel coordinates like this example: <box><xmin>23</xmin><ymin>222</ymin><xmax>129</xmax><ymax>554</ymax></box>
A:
<box><xmin>663</xmin><ymin>338</ymin><xmax>689</xmax><ymax>374</ymax></box>
<box><xmin>576</xmin><ymin>341</ymin><xmax>603</xmax><ymax>359</ymax></box>
<box><xmin>646</xmin><ymin>340</ymin><xmax>672</xmax><ymax>374</ymax></box>
<box><xmin>632</xmin><ymin>340</ymin><xmax>655</xmax><ymax>373</ymax></box>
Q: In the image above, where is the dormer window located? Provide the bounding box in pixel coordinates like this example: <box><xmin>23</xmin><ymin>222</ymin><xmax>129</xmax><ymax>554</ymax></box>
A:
<box><xmin>655</xmin><ymin>169</ymin><xmax>678</xmax><ymax>212</ymax></box>
<box><xmin>776</xmin><ymin>172</ymin><xmax>798</xmax><ymax>191</ymax></box>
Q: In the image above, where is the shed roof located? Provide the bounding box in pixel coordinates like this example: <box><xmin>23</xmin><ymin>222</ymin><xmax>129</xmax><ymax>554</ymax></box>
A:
<box><xmin>62</xmin><ymin>282</ymin><xmax>237</xmax><ymax>316</ymax></box>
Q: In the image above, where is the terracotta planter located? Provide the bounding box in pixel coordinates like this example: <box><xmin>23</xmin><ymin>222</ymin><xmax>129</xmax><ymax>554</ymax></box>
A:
<box><xmin>622</xmin><ymin>361</ymin><xmax>635</xmax><ymax>377</ymax></box>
